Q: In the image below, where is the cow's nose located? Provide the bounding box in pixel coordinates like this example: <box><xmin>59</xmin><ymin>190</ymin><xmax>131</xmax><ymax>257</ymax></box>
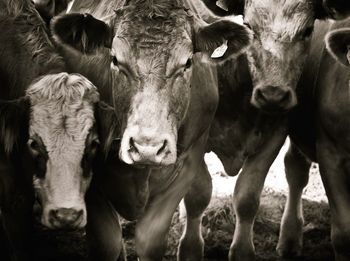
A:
<box><xmin>49</xmin><ymin>208</ymin><xmax>83</xmax><ymax>229</ymax></box>
<box><xmin>128</xmin><ymin>137</ymin><xmax>170</xmax><ymax>165</ymax></box>
<box><xmin>253</xmin><ymin>85</ymin><xmax>295</xmax><ymax>111</ymax></box>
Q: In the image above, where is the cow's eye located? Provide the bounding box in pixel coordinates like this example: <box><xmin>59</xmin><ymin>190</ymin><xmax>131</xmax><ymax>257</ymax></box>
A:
<box><xmin>185</xmin><ymin>57</ymin><xmax>193</xmax><ymax>71</ymax></box>
<box><xmin>302</xmin><ymin>27</ymin><xmax>314</xmax><ymax>39</ymax></box>
<box><xmin>243</xmin><ymin>22</ymin><xmax>252</xmax><ymax>30</ymax></box>
<box><xmin>28</xmin><ymin>139</ymin><xmax>40</xmax><ymax>157</ymax></box>
<box><xmin>111</xmin><ymin>56</ymin><xmax>119</xmax><ymax>70</ymax></box>
<box><xmin>89</xmin><ymin>139</ymin><xmax>100</xmax><ymax>156</ymax></box>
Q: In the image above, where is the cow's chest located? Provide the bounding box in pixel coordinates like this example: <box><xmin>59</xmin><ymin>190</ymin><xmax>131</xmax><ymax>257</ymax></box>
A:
<box><xmin>208</xmin><ymin>110</ymin><xmax>276</xmax><ymax>176</ymax></box>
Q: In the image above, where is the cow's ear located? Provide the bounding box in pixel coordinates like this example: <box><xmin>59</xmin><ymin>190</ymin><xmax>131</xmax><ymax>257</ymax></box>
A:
<box><xmin>315</xmin><ymin>0</ymin><xmax>350</xmax><ymax>20</ymax></box>
<box><xmin>194</xmin><ymin>20</ymin><xmax>252</xmax><ymax>62</ymax></box>
<box><xmin>201</xmin><ymin>0</ymin><xmax>245</xmax><ymax>16</ymax></box>
<box><xmin>0</xmin><ymin>98</ymin><xmax>30</xmax><ymax>155</ymax></box>
<box><xmin>325</xmin><ymin>28</ymin><xmax>350</xmax><ymax>66</ymax></box>
<box><xmin>51</xmin><ymin>13</ymin><xmax>113</xmax><ymax>53</ymax></box>
<box><xmin>95</xmin><ymin>101</ymin><xmax>120</xmax><ymax>154</ymax></box>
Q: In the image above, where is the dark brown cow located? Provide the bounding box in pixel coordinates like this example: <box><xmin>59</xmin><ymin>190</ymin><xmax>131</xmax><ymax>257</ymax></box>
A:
<box><xmin>285</xmin><ymin>18</ymin><xmax>350</xmax><ymax>260</ymax></box>
<box><xmin>50</xmin><ymin>0</ymin><xmax>252</xmax><ymax>260</ymax></box>
<box><xmin>0</xmin><ymin>0</ymin><xmax>101</xmax><ymax>259</ymax></box>
<box><xmin>201</xmin><ymin>0</ymin><xmax>350</xmax><ymax>260</ymax></box>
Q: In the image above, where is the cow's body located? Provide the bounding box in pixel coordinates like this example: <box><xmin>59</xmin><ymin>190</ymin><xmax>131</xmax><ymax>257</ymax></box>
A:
<box><xmin>201</xmin><ymin>0</ymin><xmax>350</xmax><ymax>260</ymax></box>
<box><xmin>0</xmin><ymin>1</ymin><xmax>100</xmax><ymax>260</ymax></box>
<box><xmin>285</xmin><ymin>17</ymin><xmax>350</xmax><ymax>260</ymax></box>
<box><xmin>52</xmin><ymin>0</ymin><xmax>252</xmax><ymax>260</ymax></box>
<box><xmin>0</xmin><ymin>2</ymin><xmax>63</xmax><ymax>258</ymax></box>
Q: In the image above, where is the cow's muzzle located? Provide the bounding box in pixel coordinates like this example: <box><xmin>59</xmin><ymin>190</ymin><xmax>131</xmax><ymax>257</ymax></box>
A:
<box><xmin>251</xmin><ymin>85</ymin><xmax>297</xmax><ymax>112</ymax></box>
<box><xmin>47</xmin><ymin>207</ymin><xmax>85</xmax><ymax>229</ymax></box>
<box><xmin>120</xmin><ymin>134</ymin><xmax>177</xmax><ymax>166</ymax></box>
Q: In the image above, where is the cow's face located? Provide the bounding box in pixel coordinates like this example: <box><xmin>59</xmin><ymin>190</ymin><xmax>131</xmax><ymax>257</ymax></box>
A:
<box><xmin>27</xmin><ymin>73</ymin><xmax>99</xmax><ymax>229</ymax></box>
<box><xmin>111</xmin><ymin>7</ymin><xmax>195</xmax><ymax>166</ymax></box>
<box><xmin>52</xmin><ymin>1</ymin><xmax>252</xmax><ymax>167</ymax></box>
<box><xmin>203</xmin><ymin>0</ymin><xmax>350</xmax><ymax>113</ymax></box>
<box><xmin>244</xmin><ymin>0</ymin><xmax>316</xmax><ymax>112</ymax></box>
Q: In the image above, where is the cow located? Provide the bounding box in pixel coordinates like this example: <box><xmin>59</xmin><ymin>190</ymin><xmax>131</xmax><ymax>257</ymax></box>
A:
<box><xmin>200</xmin><ymin>0</ymin><xmax>350</xmax><ymax>260</ymax></box>
<box><xmin>0</xmin><ymin>0</ymin><xmax>101</xmax><ymax>259</ymax></box>
<box><xmin>283</xmin><ymin>18</ymin><xmax>350</xmax><ymax>261</ymax></box>
<box><xmin>49</xmin><ymin>0</ymin><xmax>253</xmax><ymax>260</ymax></box>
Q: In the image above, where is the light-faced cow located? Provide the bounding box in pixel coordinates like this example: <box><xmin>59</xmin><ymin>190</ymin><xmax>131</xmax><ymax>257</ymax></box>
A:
<box><xmin>285</xmin><ymin>17</ymin><xmax>350</xmax><ymax>260</ymax></box>
<box><xmin>200</xmin><ymin>0</ymin><xmax>350</xmax><ymax>260</ymax></box>
<box><xmin>50</xmin><ymin>0</ymin><xmax>252</xmax><ymax>260</ymax></box>
<box><xmin>0</xmin><ymin>0</ymin><xmax>100</xmax><ymax>259</ymax></box>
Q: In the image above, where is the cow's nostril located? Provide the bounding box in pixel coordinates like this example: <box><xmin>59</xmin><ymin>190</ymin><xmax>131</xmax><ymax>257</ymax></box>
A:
<box><xmin>280</xmin><ymin>90</ymin><xmax>291</xmax><ymax>104</ymax></box>
<box><xmin>255</xmin><ymin>88</ymin><xmax>268</xmax><ymax>103</ymax></box>
<box><xmin>157</xmin><ymin>140</ymin><xmax>168</xmax><ymax>156</ymax></box>
<box><xmin>129</xmin><ymin>138</ymin><xmax>138</xmax><ymax>153</ymax></box>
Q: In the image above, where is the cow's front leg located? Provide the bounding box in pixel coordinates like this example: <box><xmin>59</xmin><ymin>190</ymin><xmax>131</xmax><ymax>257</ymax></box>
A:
<box><xmin>0</xmin><ymin>161</ymin><xmax>34</xmax><ymax>261</ymax></box>
<box><xmin>229</xmin><ymin>130</ymin><xmax>286</xmax><ymax>261</ymax></box>
<box><xmin>277</xmin><ymin>141</ymin><xmax>311</xmax><ymax>257</ymax></box>
<box><xmin>135</xmin><ymin>182</ymin><xmax>190</xmax><ymax>261</ymax></box>
<box><xmin>86</xmin><ymin>187</ymin><xmax>124</xmax><ymax>261</ymax></box>
<box><xmin>177</xmin><ymin>158</ymin><xmax>212</xmax><ymax>261</ymax></box>
<box><xmin>135</xmin><ymin>134</ymin><xmax>208</xmax><ymax>261</ymax></box>
<box><xmin>317</xmin><ymin>135</ymin><xmax>350</xmax><ymax>261</ymax></box>
<box><xmin>1</xmin><ymin>189</ymin><xmax>34</xmax><ymax>261</ymax></box>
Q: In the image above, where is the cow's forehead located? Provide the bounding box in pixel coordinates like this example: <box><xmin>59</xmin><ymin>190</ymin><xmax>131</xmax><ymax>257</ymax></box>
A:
<box><xmin>112</xmin><ymin>14</ymin><xmax>192</xmax><ymax>78</ymax></box>
<box><xmin>29</xmin><ymin>101</ymin><xmax>95</xmax><ymax>155</ymax></box>
<box><xmin>246</xmin><ymin>0</ymin><xmax>314</xmax><ymax>39</ymax></box>
<box><xmin>113</xmin><ymin>3</ymin><xmax>192</xmax><ymax>50</ymax></box>
<box><xmin>26</xmin><ymin>73</ymin><xmax>97</xmax><ymax>156</ymax></box>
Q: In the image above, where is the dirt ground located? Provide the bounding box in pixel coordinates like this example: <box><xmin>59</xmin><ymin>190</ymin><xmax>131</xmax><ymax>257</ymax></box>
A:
<box><xmin>0</xmin><ymin>140</ymin><xmax>334</xmax><ymax>261</ymax></box>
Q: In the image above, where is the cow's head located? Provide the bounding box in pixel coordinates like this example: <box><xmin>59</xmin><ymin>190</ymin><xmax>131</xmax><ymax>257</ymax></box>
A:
<box><xmin>202</xmin><ymin>0</ymin><xmax>350</xmax><ymax>113</ymax></box>
<box><xmin>326</xmin><ymin>28</ymin><xmax>350</xmax><ymax>66</ymax></box>
<box><xmin>51</xmin><ymin>0</ymin><xmax>252</xmax><ymax>167</ymax></box>
<box><xmin>33</xmin><ymin>0</ymin><xmax>71</xmax><ymax>22</ymax></box>
<box><xmin>0</xmin><ymin>73</ymin><xmax>100</xmax><ymax>229</ymax></box>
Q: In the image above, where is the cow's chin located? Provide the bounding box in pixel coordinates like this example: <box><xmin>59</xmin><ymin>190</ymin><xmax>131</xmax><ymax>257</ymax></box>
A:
<box><xmin>119</xmin><ymin>130</ymin><xmax>178</xmax><ymax>168</ymax></box>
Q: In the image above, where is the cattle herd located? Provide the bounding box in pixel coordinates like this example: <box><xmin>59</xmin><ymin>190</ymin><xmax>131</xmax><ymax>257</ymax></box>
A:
<box><xmin>0</xmin><ymin>0</ymin><xmax>350</xmax><ymax>260</ymax></box>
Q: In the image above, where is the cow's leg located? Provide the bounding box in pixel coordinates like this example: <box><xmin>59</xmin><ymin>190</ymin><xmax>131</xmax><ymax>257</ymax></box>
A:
<box><xmin>0</xmin><ymin>159</ymin><xmax>34</xmax><ymax>261</ymax></box>
<box><xmin>135</xmin><ymin>175</ymin><xmax>192</xmax><ymax>261</ymax></box>
<box><xmin>85</xmin><ymin>187</ymin><xmax>123</xmax><ymax>261</ymax></box>
<box><xmin>177</xmin><ymin>159</ymin><xmax>212</xmax><ymax>261</ymax></box>
<box><xmin>135</xmin><ymin>133</ymin><xmax>207</xmax><ymax>261</ymax></box>
<box><xmin>1</xmin><ymin>196</ymin><xmax>34</xmax><ymax>261</ymax></box>
<box><xmin>317</xmin><ymin>136</ymin><xmax>350</xmax><ymax>261</ymax></box>
<box><xmin>277</xmin><ymin>142</ymin><xmax>311</xmax><ymax>257</ymax></box>
<box><xmin>229</xmin><ymin>131</ymin><xmax>286</xmax><ymax>261</ymax></box>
